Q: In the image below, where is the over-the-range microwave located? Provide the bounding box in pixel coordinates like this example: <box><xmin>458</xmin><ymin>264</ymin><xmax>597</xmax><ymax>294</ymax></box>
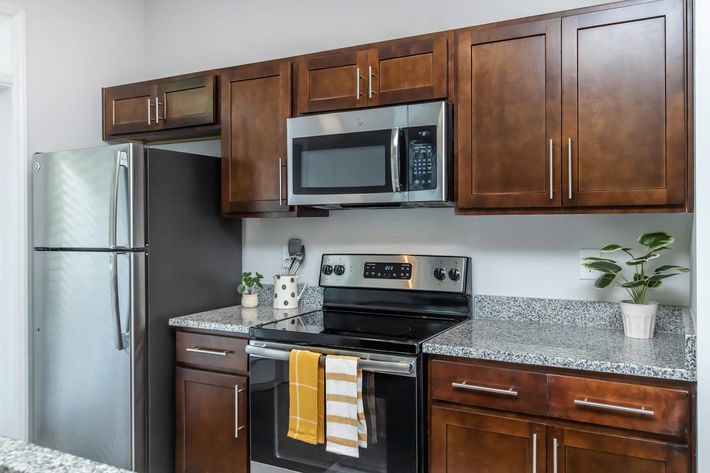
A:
<box><xmin>286</xmin><ymin>101</ymin><xmax>452</xmax><ymax>209</ymax></box>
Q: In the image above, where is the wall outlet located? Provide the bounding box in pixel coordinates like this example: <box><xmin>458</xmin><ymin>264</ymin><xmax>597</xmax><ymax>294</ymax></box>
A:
<box><xmin>579</xmin><ymin>249</ymin><xmax>601</xmax><ymax>280</ymax></box>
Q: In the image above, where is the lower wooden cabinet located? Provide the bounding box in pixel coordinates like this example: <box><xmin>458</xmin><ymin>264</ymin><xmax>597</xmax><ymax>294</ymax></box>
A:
<box><xmin>175</xmin><ymin>366</ymin><xmax>248</xmax><ymax>473</ymax></box>
<box><xmin>430</xmin><ymin>405</ymin><xmax>545</xmax><ymax>473</ymax></box>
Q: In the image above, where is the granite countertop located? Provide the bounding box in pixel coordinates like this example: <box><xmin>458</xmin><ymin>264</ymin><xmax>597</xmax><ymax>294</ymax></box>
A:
<box><xmin>168</xmin><ymin>284</ymin><xmax>323</xmax><ymax>334</ymax></box>
<box><xmin>423</xmin><ymin>295</ymin><xmax>696</xmax><ymax>381</ymax></box>
<box><xmin>0</xmin><ymin>437</ymin><xmax>130</xmax><ymax>473</ymax></box>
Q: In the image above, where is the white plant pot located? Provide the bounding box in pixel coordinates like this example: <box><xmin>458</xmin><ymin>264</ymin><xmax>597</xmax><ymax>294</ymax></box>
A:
<box><xmin>620</xmin><ymin>301</ymin><xmax>658</xmax><ymax>339</ymax></box>
<box><xmin>241</xmin><ymin>293</ymin><xmax>259</xmax><ymax>308</ymax></box>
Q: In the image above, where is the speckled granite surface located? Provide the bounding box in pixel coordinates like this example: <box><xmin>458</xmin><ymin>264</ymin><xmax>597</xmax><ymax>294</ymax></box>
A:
<box><xmin>424</xmin><ymin>296</ymin><xmax>696</xmax><ymax>381</ymax></box>
<box><xmin>168</xmin><ymin>284</ymin><xmax>323</xmax><ymax>333</ymax></box>
<box><xmin>0</xmin><ymin>436</ymin><xmax>130</xmax><ymax>473</ymax></box>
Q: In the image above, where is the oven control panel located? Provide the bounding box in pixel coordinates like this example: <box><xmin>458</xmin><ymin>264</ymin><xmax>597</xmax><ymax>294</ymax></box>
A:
<box><xmin>320</xmin><ymin>254</ymin><xmax>470</xmax><ymax>293</ymax></box>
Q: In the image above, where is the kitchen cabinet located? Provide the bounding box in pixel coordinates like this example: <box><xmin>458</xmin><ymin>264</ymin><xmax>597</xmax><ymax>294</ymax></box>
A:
<box><xmin>456</xmin><ymin>0</ymin><xmax>690</xmax><ymax>214</ymax></box>
<box><xmin>296</xmin><ymin>33</ymin><xmax>449</xmax><ymax>114</ymax></box>
<box><xmin>428</xmin><ymin>356</ymin><xmax>694</xmax><ymax>473</ymax></box>
<box><xmin>102</xmin><ymin>72</ymin><xmax>218</xmax><ymax>142</ymax></box>
<box><xmin>175</xmin><ymin>330</ymin><xmax>249</xmax><ymax>473</ymax></box>
<box><xmin>430</xmin><ymin>405</ymin><xmax>546</xmax><ymax>473</ymax></box>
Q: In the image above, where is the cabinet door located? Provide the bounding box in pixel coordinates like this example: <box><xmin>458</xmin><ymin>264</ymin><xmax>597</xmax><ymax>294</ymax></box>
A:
<box><xmin>562</xmin><ymin>0</ymin><xmax>686</xmax><ymax>208</ymax></box>
<box><xmin>221</xmin><ymin>61</ymin><xmax>292</xmax><ymax>215</ymax></box>
<box><xmin>175</xmin><ymin>367</ymin><xmax>248</xmax><ymax>473</ymax></box>
<box><xmin>550</xmin><ymin>428</ymin><xmax>688</xmax><ymax>473</ymax></box>
<box><xmin>157</xmin><ymin>74</ymin><xmax>217</xmax><ymax>130</ymax></box>
<box><xmin>103</xmin><ymin>82</ymin><xmax>157</xmax><ymax>137</ymax></box>
<box><xmin>366</xmin><ymin>34</ymin><xmax>448</xmax><ymax>107</ymax></box>
<box><xmin>296</xmin><ymin>51</ymin><xmax>368</xmax><ymax>114</ymax></box>
<box><xmin>456</xmin><ymin>20</ymin><xmax>562</xmax><ymax>210</ymax></box>
<box><xmin>430</xmin><ymin>405</ymin><xmax>546</xmax><ymax>473</ymax></box>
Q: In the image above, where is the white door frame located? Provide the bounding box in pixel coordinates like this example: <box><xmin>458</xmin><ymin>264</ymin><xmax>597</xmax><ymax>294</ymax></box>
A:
<box><xmin>0</xmin><ymin>0</ymin><xmax>28</xmax><ymax>440</ymax></box>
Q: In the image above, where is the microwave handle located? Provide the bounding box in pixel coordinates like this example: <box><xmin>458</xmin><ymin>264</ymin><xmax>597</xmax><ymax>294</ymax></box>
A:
<box><xmin>390</xmin><ymin>127</ymin><xmax>402</xmax><ymax>192</ymax></box>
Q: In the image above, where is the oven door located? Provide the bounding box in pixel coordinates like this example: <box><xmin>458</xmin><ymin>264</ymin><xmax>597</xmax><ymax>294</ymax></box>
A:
<box><xmin>287</xmin><ymin>106</ymin><xmax>408</xmax><ymax>207</ymax></box>
<box><xmin>247</xmin><ymin>341</ymin><xmax>420</xmax><ymax>473</ymax></box>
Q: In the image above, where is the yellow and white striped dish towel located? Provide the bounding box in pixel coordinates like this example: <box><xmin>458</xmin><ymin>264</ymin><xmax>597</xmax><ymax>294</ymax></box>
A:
<box><xmin>325</xmin><ymin>355</ymin><xmax>368</xmax><ymax>457</ymax></box>
<box><xmin>287</xmin><ymin>349</ymin><xmax>324</xmax><ymax>445</ymax></box>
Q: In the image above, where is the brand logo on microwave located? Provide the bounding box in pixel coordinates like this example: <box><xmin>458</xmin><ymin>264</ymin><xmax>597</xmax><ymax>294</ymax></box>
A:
<box><xmin>356</xmin><ymin>117</ymin><xmax>364</xmax><ymax>127</ymax></box>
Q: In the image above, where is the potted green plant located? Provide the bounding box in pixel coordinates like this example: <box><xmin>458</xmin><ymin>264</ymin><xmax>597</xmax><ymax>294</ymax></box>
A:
<box><xmin>237</xmin><ymin>271</ymin><xmax>264</xmax><ymax>308</ymax></box>
<box><xmin>582</xmin><ymin>232</ymin><xmax>689</xmax><ymax>339</ymax></box>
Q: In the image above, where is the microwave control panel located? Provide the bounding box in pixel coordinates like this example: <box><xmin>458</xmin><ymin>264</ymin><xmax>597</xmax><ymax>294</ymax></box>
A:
<box><xmin>408</xmin><ymin>126</ymin><xmax>437</xmax><ymax>191</ymax></box>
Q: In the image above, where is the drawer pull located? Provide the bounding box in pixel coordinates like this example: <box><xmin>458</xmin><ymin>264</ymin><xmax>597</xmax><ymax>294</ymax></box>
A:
<box><xmin>452</xmin><ymin>381</ymin><xmax>518</xmax><ymax>397</ymax></box>
<box><xmin>573</xmin><ymin>398</ymin><xmax>654</xmax><ymax>416</ymax></box>
<box><xmin>186</xmin><ymin>347</ymin><xmax>232</xmax><ymax>357</ymax></box>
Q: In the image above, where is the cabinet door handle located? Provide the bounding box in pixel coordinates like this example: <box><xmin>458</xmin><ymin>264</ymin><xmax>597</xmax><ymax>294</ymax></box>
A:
<box><xmin>553</xmin><ymin>437</ymin><xmax>558</xmax><ymax>473</ymax></box>
<box><xmin>355</xmin><ymin>67</ymin><xmax>360</xmax><ymax>100</ymax></box>
<box><xmin>532</xmin><ymin>433</ymin><xmax>537</xmax><ymax>473</ymax></box>
<box><xmin>368</xmin><ymin>66</ymin><xmax>376</xmax><ymax>99</ymax></box>
<box><xmin>573</xmin><ymin>398</ymin><xmax>655</xmax><ymax>416</ymax></box>
<box><xmin>155</xmin><ymin>96</ymin><xmax>164</xmax><ymax>123</ymax></box>
<box><xmin>235</xmin><ymin>386</ymin><xmax>246</xmax><ymax>438</ymax></box>
<box><xmin>185</xmin><ymin>347</ymin><xmax>232</xmax><ymax>357</ymax></box>
<box><xmin>567</xmin><ymin>137</ymin><xmax>572</xmax><ymax>200</ymax></box>
<box><xmin>147</xmin><ymin>98</ymin><xmax>152</xmax><ymax>125</ymax></box>
<box><xmin>451</xmin><ymin>381</ymin><xmax>518</xmax><ymax>397</ymax></box>
<box><xmin>549</xmin><ymin>139</ymin><xmax>554</xmax><ymax>200</ymax></box>
<box><xmin>279</xmin><ymin>158</ymin><xmax>283</xmax><ymax>206</ymax></box>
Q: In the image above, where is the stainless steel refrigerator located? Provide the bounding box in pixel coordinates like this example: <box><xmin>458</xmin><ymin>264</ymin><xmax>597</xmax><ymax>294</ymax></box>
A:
<box><xmin>31</xmin><ymin>143</ymin><xmax>242</xmax><ymax>472</ymax></box>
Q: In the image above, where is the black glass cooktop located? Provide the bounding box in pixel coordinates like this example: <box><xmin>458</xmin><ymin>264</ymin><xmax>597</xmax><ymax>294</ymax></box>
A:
<box><xmin>249</xmin><ymin>309</ymin><xmax>463</xmax><ymax>354</ymax></box>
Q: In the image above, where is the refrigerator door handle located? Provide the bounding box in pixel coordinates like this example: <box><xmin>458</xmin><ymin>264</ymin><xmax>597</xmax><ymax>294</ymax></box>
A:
<box><xmin>110</xmin><ymin>252</ymin><xmax>128</xmax><ymax>351</ymax></box>
<box><xmin>109</xmin><ymin>150</ymin><xmax>129</xmax><ymax>249</ymax></box>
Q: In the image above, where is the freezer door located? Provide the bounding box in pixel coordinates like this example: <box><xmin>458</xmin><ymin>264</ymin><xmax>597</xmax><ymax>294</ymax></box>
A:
<box><xmin>32</xmin><ymin>143</ymin><xmax>145</xmax><ymax>249</ymax></box>
<box><xmin>32</xmin><ymin>250</ymin><xmax>145</xmax><ymax>471</ymax></box>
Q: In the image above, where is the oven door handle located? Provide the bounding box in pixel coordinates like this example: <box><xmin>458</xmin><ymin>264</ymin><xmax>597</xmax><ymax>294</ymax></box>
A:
<box><xmin>245</xmin><ymin>345</ymin><xmax>413</xmax><ymax>375</ymax></box>
<box><xmin>390</xmin><ymin>127</ymin><xmax>402</xmax><ymax>192</ymax></box>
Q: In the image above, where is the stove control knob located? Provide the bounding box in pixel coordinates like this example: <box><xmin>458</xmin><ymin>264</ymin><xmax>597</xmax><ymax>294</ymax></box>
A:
<box><xmin>448</xmin><ymin>268</ymin><xmax>461</xmax><ymax>281</ymax></box>
<box><xmin>433</xmin><ymin>267</ymin><xmax>447</xmax><ymax>281</ymax></box>
<box><xmin>333</xmin><ymin>265</ymin><xmax>346</xmax><ymax>276</ymax></box>
<box><xmin>321</xmin><ymin>264</ymin><xmax>333</xmax><ymax>275</ymax></box>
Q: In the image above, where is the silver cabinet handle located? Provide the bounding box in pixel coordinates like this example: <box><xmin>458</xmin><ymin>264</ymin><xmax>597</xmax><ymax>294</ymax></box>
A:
<box><xmin>573</xmin><ymin>398</ymin><xmax>655</xmax><ymax>416</ymax></box>
<box><xmin>532</xmin><ymin>433</ymin><xmax>537</xmax><ymax>473</ymax></box>
<box><xmin>553</xmin><ymin>437</ymin><xmax>558</xmax><ymax>473</ymax></box>
<box><xmin>549</xmin><ymin>139</ymin><xmax>554</xmax><ymax>200</ymax></box>
<box><xmin>451</xmin><ymin>381</ymin><xmax>518</xmax><ymax>397</ymax></box>
<box><xmin>146</xmin><ymin>98</ymin><xmax>152</xmax><ymax>125</ymax></box>
<box><xmin>355</xmin><ymin>67</ymin><xmax>360</xmax><ymax>100</ymax></box>
<box><xmin>278</xmin><ymin>158</ymin><xmax>283</xmax><ymax>206</ymax></box>
<box><xmin>567</xmin><ymin>138</ymin><xmax>572</xmax><ymax>200</ymax></box>
<box><xmin>368</xmin><ymin>66</ymin><xmax>376</xmax><ymax>99</ymax></box>
<box><xmin>185</xmin><ymin>347</ymin><xmax>232</xmax><ymax>356</ymax></box>
<box><xmin>155</xmin><ymin>96</ymin><xmax>164</xmax><ymax>123</ymax></box>
<box><xmin>390</xmin><ymin>127</ymin><xmax>401</xmax><ymax>192</ymax></box>
<box><xmin>234</xmin><ymin>386</ymin><xmax>246</xmax><ymax>438</ymax></box>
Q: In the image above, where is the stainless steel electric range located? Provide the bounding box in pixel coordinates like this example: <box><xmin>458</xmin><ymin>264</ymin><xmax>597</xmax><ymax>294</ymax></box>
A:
<box><xmin>247</xmin><ymin>254</ymin><xmax>472</xmax><ymax>473</ymax></box>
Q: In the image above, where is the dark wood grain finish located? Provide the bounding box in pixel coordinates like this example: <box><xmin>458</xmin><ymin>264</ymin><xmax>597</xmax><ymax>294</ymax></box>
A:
<box><xmin>548</xmin><ymin>374</ymin><xmax>690</xmax><ymax>437</ymax></box>
<box><xmin>550</xmin><ymin>427</ymin><xmax>688</xmax><ymax>473</ymax></box>
<box><xmin>562</xmin><ymin>0</ymin><xmax>686</xmax><ymax>208</ymax></box>
<box><xmin>175</xmin><ymin>367</ymin><xmax>248</xmax><ymax>473</ymax></box>
<box><xmin>158</xmin><ymin>74</ymin><xmax>217</xmax><ymax>129</ymax></box>
<box><xmin>221</xmin><ymin>60</ymin><xmax>292</xmax><ymax>215</ymax></box>
<box><xmin>430</xmin><ymin>405</ymin><xmax>546</xmax><ymax>473</ymax></box>
<box><xmin>175</xmin><ymin>331</ymin><xmax>248</xmax><ymax>374</ymax></box>
<box><xmin>367</xmin><ymin>34</ymin><xmax>448</xmax><ymax>107</ymax></box>
<box><xmin>296</xmin><ymin>51</ymin><xmax>366</xmax><ymax>114</ymax></box>
<box><xmin>103</xmin><ymin>82</ymin><xmax>156</xmax><ymax>137</ymax></box>
<box><xmin>430</xmin><ymin>358</ymin><xmax>548</xmax><ymax>415</ymax></box>
<box><xmin>456</xmin><ymin>19</ymin><xmax>562</xmax><ymax>209</ymax></box>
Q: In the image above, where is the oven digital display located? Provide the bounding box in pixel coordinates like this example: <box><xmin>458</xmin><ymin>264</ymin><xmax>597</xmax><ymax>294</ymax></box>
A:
<box><xmin>363</xmin><ymin>262</ymin><xmax>412</xmax><ymax>280</ymax></box>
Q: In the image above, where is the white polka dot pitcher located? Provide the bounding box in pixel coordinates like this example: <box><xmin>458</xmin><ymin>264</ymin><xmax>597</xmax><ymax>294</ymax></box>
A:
<box><xmin>273</xmin><ymin>275</ymin><xmax>307</xmax><ymax>309</ymax></box>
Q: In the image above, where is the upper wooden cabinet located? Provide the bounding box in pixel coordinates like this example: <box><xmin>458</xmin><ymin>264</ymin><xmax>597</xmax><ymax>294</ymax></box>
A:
<box><xmin>457</xmin><ymin>0</ymin><xmax>689</xmax><ymax>214</ymax></box>
<box><xmin>296</xmin><ymin>33</ymin><xmax>449</xmax><ymax>114</ymax></box>
<box><xmin>102</xmin><ymin>72</ymin><xmax>219</xmax><ymax>142</ymax></box>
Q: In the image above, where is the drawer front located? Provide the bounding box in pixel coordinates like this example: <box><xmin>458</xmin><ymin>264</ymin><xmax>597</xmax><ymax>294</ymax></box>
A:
<box><xmin>430</xmin><ymin>359</ymin><xmax>547</xmax><ymax>415</ymax></box>
<box><xmin>548</xmin><ymin>374</ymin><xmax>690</xmax><ymax>437</ymax></box>
<box><xmin>176</xmin><ymin>331</ymin><xmax>248</xmax><ymax>373</ymax></box>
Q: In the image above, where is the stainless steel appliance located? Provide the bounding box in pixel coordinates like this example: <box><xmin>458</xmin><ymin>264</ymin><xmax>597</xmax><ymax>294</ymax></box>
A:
<box><xmin>287</xmin><ymin>101</ymin><xmax>452</xmax><ymax>209</ymax></box>
<box><xmin>248</xmin><ymin>254</ymin><xmax>471</xmax><ymax>473</ymax></box>
<box><xmin>31</xmin><ymin>144</ymin><xmax>242</xmax><ymax>472</ymax></box>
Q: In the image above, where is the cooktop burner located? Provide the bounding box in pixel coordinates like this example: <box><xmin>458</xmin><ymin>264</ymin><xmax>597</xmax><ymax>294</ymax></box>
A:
<box><xmin>250</xmin><ymin>309</ymin><xmax>462</xmax><ymax>354</ymax></box>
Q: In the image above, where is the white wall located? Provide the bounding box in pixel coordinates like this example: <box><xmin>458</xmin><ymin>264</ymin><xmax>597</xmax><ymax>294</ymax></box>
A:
<box><xmin>694</xmin><ymin>0</ymin><xmax>709</xmax><ymax>468</ymax></box>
